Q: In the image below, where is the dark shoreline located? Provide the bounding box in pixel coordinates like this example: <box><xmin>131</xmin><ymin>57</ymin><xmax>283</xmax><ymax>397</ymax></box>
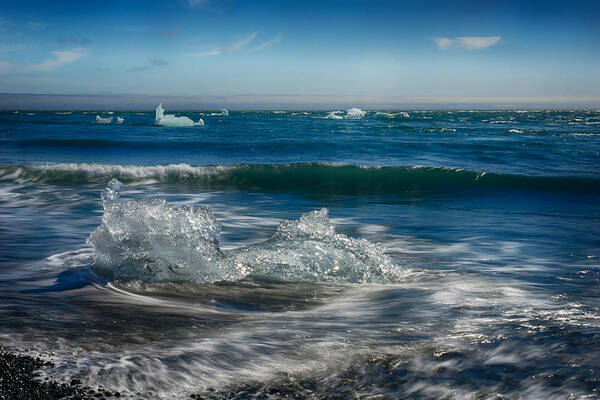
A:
<box><xmin>0</xmin><ymin>347</ymin><xmax>119</xmax><ymax>400</ymax></box>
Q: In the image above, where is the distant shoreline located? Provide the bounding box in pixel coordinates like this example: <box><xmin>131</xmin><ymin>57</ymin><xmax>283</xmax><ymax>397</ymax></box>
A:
<box><xmin>1</xmin><ymin>93</ymin><xmax>598</xmax><ymax>111</ymax></box>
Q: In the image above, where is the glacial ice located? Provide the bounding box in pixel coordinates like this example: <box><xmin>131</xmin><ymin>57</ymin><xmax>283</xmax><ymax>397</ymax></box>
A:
<box><xmin>87</xmin><ymin>179</ymin><xmax>243</xmax><ymax>283</ymax></box>
<box><xmin>325</xmin><ymin>108</ymin><xmax>367</xmax><ymax>120</ymax></box>
<box><xmin>228</xmin><ymin>208</ymin><xmax>396</xmax><ymax>283</ymax></box>
<box><xmin>325</xmin><ymin>111</ymin><xmax>344</xmax><ymax>120</ymax></box>
<box><xmin>87</xmin><ymin>180</ymin><xmax>397</xmax><ymax>284</ymax></box>
<box><xmin>154</xmin><ymin>103</ymin><xmax>204</xmax><ymax>127</ymax></box>
<box><xmin>95</xmin><ymin>115</ymin><xmax>113</xmax><ymax>124</ymax></box>
<box><xmin>374</xmin><ymin>111</ymin><xmax>410</xmax><ymax>119</ymax></box>
<box><xmin>344</xmin><ymin>108</ymin><xmax>366</xmax><ymax>119</ymax></box>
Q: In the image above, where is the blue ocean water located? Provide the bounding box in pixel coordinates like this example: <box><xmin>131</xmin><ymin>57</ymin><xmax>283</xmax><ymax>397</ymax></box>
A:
<box><xmin>0</xmin><ymin>108</ymin><xmax>599</xmax><ymax>398</ymax></box>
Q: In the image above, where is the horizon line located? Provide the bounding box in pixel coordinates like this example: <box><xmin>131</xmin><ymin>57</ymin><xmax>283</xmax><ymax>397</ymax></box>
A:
<box><xmin>1</xmin><ymin>92</ymin><xmax>599</xmax><ymax>111</ymax></box>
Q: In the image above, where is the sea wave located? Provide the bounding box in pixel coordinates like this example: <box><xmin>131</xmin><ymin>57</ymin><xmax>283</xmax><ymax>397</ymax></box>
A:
<box><xmin>0</xmin><ymin>162</ymin><xmax>597</xmax><ymax>193</ymax></box>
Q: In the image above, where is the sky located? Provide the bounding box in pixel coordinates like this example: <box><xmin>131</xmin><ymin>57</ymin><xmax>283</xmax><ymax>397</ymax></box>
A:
<box><xmin>0</xmin><ymin>0</ymin><xmax>599</xmax><ymax>108</ymax></box>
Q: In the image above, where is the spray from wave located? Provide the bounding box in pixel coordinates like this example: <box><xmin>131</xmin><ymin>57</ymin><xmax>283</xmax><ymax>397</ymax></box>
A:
<box><xmin>154</xmin><ymin>103</ymin><xmax>204</xmax><ymax>127</ymax></box>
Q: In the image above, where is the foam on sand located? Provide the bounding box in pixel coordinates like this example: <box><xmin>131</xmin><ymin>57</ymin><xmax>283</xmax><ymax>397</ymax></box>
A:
<box><xmin>95</xmin><ymin>115</ymin><xmax>113</xmax><ymax>124</ymax></box>
<box><xmin>154</xmin><ymin>103</ymin><xmax>204</xmax><ymax>127</ymax></box>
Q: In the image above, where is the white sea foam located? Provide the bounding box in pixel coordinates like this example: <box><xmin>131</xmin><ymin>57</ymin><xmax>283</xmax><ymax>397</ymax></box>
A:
<box><xmin>508</xmin><ymin>129</ymin><xmax>523</xmax><ymax>133</ymax></box>
<box><xmin>116</xmin><ymin>116</ymin><xmax>124</xmax><ymax>124</ymax></box>
<box><xmin>95</xmin><ymin>115</ymin><xmax>113</xmax><ymax>124</ymax></box>
<box><xmin>220</xmin><ymin>108</ymin><xmax>229</xmax><ymax>116</ymax></box>
<box><xmin>155</xmin><ymin>103</ymin><xmax>204</xmax><ymax>127</ymax></box>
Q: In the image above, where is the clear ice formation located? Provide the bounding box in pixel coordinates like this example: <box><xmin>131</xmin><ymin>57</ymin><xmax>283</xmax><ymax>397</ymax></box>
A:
<box><xmin>155</xmin><ymin>103</ymin><xmax>204</xmax><ymax>127</ymax></box>
<box><xmin>87</xmin><ymin>180</ymin><xmax>397</xmax><ymax>284</ymax></box>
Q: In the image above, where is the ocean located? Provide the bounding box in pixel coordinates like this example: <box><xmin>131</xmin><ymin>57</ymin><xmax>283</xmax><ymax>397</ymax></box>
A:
<box><xmin>0</xmin><ymin>107</ymin><xmax>599</xmax><ymax>399</ymax></box>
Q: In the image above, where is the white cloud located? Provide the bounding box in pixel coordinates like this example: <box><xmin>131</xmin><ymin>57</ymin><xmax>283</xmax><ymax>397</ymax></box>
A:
<box><xmin>456</xmin><ymin>36</ymin><xmax>501</xmax><ymax>50</ymax></box>
<box><xmin>29</xmin><ymin>49</ymin><xmax>83</xmax><ymax>72</ymax></box>
<box><xmin>250</xmin><ymin>34</ymin><xmax>282</xmax><ymax>52</ymax></box>
<box><xmin>433</xmin><ymin>36</ymin><xmax>501</xmax><ymax>50</ymax></box>
<box><xmin>191</xmin><ymin>32</ymin><xmax>257</xmax><ymax>56</ymax></box>
<box><xmin>433</xmin><ymin>37</ymin><xmax>455</xmax><ymax>49</ymax></box>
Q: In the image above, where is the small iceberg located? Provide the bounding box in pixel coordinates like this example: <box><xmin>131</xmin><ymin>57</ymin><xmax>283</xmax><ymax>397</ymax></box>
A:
<box><xmin>344</xmin><ymin>107</ymin><xmax>366</xmax><ymax>119</ymax></box>
<box><xmin>325</xmin><ymin>111</ymin><xmax>344</xmax><ymax>120</ymax></box>
<box><xmin>95</xmin><ymin>115</ymin><xmax>113</xmax><ymax>124</ymax></box>
<box><xmin>116</xmin><ymin>116</ymin><xmax>124</xmax><ymax>124</ymax></box>
<box><xmin>87</xmin><ymin>180</ymin><xmax>398</xmax><ymax>284</ymax></box>
<box><xmin>155</xmin><ymin>103</ymin><xmax>204</xmax><ymax>127</ymax></box>
<box><xmin>374</xmin><ymin>111</ymin><xmax>410</xmax><ymax>119</ymax></box>
<box><xmin>325</xmin><ymin>108</ymin><xmax>367</xmax><ymax>120</ymax></box>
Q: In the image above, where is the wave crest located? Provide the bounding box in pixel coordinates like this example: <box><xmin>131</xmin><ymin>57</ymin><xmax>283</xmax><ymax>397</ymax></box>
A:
<box><xmin>1</xmin><ymin>163</ymin><xmax>596</xmax><ymax>194</ymax></box>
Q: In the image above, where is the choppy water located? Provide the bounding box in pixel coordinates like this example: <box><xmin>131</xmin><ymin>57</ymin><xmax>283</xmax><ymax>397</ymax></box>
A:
<box><xmin>0</xmin><ymin>109</ymin><xmax>599</xmax><ymax>399</ymax></box>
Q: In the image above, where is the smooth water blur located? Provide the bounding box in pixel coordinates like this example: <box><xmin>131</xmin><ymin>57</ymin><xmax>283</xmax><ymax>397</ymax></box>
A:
<box><xmin>0</xmin><ymin>109</ymin><xmax>599</xmax><ymax>399</ymax></box>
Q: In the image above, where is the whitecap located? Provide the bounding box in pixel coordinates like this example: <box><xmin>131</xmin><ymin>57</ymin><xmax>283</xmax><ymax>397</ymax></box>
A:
<box><xmin>116</xmin><ymin>116</ymin><xmax>124</xmax><ymax>124</ymax></box>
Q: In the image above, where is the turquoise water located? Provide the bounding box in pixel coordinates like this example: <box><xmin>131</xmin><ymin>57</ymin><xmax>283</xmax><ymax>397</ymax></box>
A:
<box><xmin>0</xmin><ymin>109</ymin><xmax>599</xmax><ymax>398</ymax></box>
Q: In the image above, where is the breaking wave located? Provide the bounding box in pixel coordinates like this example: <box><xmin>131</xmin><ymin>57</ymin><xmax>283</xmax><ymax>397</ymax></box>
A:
<box><xmin>1</xmin><ymin>162</ymin><xmax>597</xmax><ymax>194</ymax></box>
<box><xmin>155</xmin><ymin>103</ymin><xmax>204</xmax><ymax>127</ymax></box>
<box><xmin>87</xmin><ymin>180</ymin><xmax>397</xmax><ymax>285</ymax></box>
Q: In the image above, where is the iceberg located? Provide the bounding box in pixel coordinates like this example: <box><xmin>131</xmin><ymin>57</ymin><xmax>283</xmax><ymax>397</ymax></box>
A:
<box><xmin>325</xmin><ymin>111</ymin><xmax>344</xmax><ymax>120</ymax></box>
<box><xmin>344</xmin><ymin>108</ymin><xmax>366</xmax><ymax>119</ymax></box>
<box><xmin>374</xmin><ymin>111</ymin><xmax>410</xmax><ymax>119</ymax></box>
<box><xmin>95</xmin><ymin>115</ymin><xmax>113</xmax><ymax>124</ymax></box>
<box><xmin>87</xmin><ymin>180</ymin><xmax>398</xmax><ymax>285</ymax></box>
<box><xmin>155</xmin><ymin>103</ymin><xmax>204</xmax><ymax>127</ymax></box>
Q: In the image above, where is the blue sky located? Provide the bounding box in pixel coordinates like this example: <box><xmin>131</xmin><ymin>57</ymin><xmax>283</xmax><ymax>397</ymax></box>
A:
<box><xmin>0</xmin><ymin>0</ymin><xmax>599</xmax><ymax>106</ymax></box>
